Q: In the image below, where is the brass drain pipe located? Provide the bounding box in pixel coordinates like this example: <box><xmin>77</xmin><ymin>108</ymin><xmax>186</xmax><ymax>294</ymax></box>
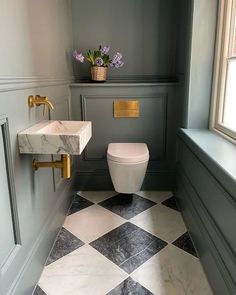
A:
<box><xmin>32</xmin><ymin>155</ymin><xmax>71</xmax><ymax>179</ymax></box>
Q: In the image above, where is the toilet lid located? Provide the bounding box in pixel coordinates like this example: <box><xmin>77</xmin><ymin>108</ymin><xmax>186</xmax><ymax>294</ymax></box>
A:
<box><xmin>107</xmin><ymin>143</ymin><xmax>149</xmax><ymax>163</ymax></box>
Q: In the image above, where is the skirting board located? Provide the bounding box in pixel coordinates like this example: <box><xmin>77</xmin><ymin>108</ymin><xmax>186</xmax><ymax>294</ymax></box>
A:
<box><xmin>73</xmin><ymin>171</ymin><xmax>176</xmax><ymax>191</ymax></box>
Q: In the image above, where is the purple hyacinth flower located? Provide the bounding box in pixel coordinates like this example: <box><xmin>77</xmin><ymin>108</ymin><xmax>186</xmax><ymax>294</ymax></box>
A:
<box><xmin>110</xmin><ymin>54</ymin><xmax>124</xmax><ymax>68</ymax></box>
<box><xmin>114</xmin><ymin>60</ymin><xmax>124</xmax><ymax>68</ymax></box>
<box><xmin>116</xmin><ymin>60</ymin><xmax>124</xmax><ymax>68</ymax></box>
<box><xmin>112</xmin><ymin>52</ymin><xmax>122</xmax><ymax>63</ymax></box>
<box><xmin>95</xmin><ymin>57</ymin><xmax>104</xmax><ymax>66</ymax></box>
<box><xmin>73</xmin><ymin>50</ymin><xmax>84</xmax><ymax>63</ymax></box>
<box><xmin>101</xmin><ymin>46</ymin><xmax>110</xmax><ymax>55</ymax></box>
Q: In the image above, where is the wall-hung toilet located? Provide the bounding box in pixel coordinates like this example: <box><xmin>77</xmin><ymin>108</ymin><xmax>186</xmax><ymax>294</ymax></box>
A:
<box><xmin>107</xmin><ymin>143</ymin><xmax>149</xmax><ymax>193</ymax></box>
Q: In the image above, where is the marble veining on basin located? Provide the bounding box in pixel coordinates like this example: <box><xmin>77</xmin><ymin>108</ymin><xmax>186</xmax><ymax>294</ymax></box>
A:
<box><xmin>18</xmin><ymin>120</ymin><xmax>92</xmax><ymax>155</ymax></box>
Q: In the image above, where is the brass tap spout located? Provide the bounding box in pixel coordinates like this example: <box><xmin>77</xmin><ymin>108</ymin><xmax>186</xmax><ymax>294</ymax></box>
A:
<box><xmin>34</xmin><ymin>95</ymin><xmax>54</xmax><ymax>110</ymax></box>
<box><xmin>28</xmin><ymin>95</ymin><xmax>54</xmax><ymax>114</ymax></box>
<box><xmin>41</xmin><ymin>99</ymin><xmax>54</xmax><ymax>111</ymax></box>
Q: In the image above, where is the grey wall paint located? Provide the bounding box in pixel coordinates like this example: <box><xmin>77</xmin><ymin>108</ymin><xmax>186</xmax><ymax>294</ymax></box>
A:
<box><xmin>0</xmin><ymin>0</ymin><xmax>222</xmax><ymax>293</ymax></box>
<box><xmin>71</xmin><ymin>0</ymin><xmax>180</xmax><ymax>79</ymax></box>
<box><xmin>69</xmin><ymin>0</ymin><xmax>189</xmax><ymax>190</ymax></box>
<box><xmin>0</xmin><ymin>0</ymin><xmax>73</xmax><ymax>78</ymax></box>
<box><xmin>184</xmin><ymin>0</ymin><xmax>218</xmax><ymax>128</ymax></box>
<box><xmin>175</xmin><ymin>0</ymin><xmax>192</xmax><ymax>76</ymax></box>
<box><xmin>70</xmin><ymin>82</ymin><xmax>180</xmax><ymax>190</ymax></box>
<box><xmin>175</xmin><ymin>0</ymin><xmax>193</xmax><ymax>127</ymax></box>
<box><xmin>176</xmin><ymin>130</ymin><xmax>236</xmax><ymax>295</ymax></box>
<box><xmin>0</xmin><ymin>1</ymin><xmax>74</xmax><ymax>294</ymax></box>
<box><xmin>176</xmin><ymin>1</ymin><xmax>236</xmax><ymax>293</ymax></box>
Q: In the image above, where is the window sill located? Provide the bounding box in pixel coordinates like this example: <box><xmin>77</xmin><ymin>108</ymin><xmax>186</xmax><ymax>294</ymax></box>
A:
<box><xmin>179</xmin><ymin>128</ymin><xmax>236</xmax><ymax>200</ymax></box>
<box><xmin>210</xmin><ymin>126</ymin><xmax>236</xmax><ymax>146</ymax></box>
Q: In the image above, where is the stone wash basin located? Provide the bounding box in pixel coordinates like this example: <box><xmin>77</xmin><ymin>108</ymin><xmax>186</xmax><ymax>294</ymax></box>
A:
<box><xmin>18</xmin><ymin>120</ymin><xmax>92</xmax><ymax>155</ymax></box>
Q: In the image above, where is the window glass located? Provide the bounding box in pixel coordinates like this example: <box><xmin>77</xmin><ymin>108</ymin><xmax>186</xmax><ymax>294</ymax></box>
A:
<box><xmin>231</xmin><ymin>11</ymin><xmax>236</xmax><ymax>56</ymax></box>
<box><xmin>222</xmin><ymin>58</ymin><xmax>236</xmax><ymax>131</ymax></box>
<box><xmin>211</xmin><ymin>0</ymin><xmax>236</xmax><ymax>141</ymax></box>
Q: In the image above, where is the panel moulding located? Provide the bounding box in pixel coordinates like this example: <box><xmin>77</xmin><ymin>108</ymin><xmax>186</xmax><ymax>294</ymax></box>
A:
<box><xmin>0</xmin><ymin>75</ymin><xmax>74</xmax><ymax>92</ymax></box>
<box><xmin>81</xmin><ymin>94</ymin><xmax>168</xmax><ymax>162</ymax></box>
<box><xmin>177</xmin><ymin>168</ymin><xmax>236</xmax><ymax>294</ymax></box>
<box><xmin>0</xmin><ymin>115</ymin><xmax>21</xmax><ymax>271</ymax></box>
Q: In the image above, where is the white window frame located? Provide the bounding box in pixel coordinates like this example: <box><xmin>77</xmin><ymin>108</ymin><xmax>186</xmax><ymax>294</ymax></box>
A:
<box><xmin>210</xmin><ymin>0</ymin><xmax>236</xmax><ymax>142</ymax></box>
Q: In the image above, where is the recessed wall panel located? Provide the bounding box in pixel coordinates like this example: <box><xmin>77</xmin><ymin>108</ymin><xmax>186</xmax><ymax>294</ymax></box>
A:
<box><xmin>82</xmin><ymin>95</ymin><xmax>167</xmax><ymax>160</ymax></box>
<box><xmin>0</xmin><ymin>119</ymin><xmax>18</xmax><ymax>268</ymax></box>
<box><xmin>0</xmin><ymin>132</ymin><xmax>15</xmax><ymax>266</ymax></box>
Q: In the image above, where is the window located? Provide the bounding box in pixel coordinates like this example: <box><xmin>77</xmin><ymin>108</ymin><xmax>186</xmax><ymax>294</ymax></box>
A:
<box><xmin>210</xmin><ymin>0</ymin><xmax>236</xmax><ymax>141</ymax></box>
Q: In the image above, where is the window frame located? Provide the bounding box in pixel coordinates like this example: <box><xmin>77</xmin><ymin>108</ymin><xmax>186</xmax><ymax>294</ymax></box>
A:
<box><xmin>210</xmin><ymin>0</ymin><xmax>236</xmax><ymax>142</ymax></box>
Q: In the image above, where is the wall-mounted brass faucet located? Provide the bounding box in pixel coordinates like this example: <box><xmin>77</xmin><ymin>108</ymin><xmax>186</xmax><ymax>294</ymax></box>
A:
<box><xmin>28</xmin><ymin>95</ymin><xmax>54</xmax><ymax>115</ymax></box>
<box><xmin>32</xmin><ymin>155</ymin><xmax>71</xmax><ymax>179</ymax></box>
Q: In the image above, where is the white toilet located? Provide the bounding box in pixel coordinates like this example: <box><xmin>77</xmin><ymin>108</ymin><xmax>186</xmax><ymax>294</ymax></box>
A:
<box><xmin>107</xmin><ymin>143</ymin><xmax>149</xmax><ymax>193</ymax></box>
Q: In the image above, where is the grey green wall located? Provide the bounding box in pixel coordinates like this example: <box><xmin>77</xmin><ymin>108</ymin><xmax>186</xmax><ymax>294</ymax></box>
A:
<box><xmin>176</xmin><ymin>130</ymin><xmax>236</xmax><ymax>295</ymax></box>
<box><xmin>70</xmin><ymin>82</ymin><xmax>180</xmax><ymax>191</ymax></box>
<box><xmin>1</xmin><ymin>0</ymin><xmax>231</xmax><ymax>294</ymax></box>
<box><xmin>0</xmin><ymin>1</ymin><xmax>74</xmax><ymax>294</ymax></box>
<box><xmin>175</xmin><ymin>0</ymin><xmax>193</xmax><ymax>127</ymax></box>
<box><xmin>69</xmin><ymin>0</ymin><xmax>190</xmax><ymax>191</ymax></box>
<box><xmin>176</xmin><ymin>0</ymin><xmax>236</xmax><ymax>294</ymax></box>
<box><xmin>184</xmin><ymin>0</ymin><xmax>218</xmax><ymax>128</ymax></box>
<box><xmin>71</xmin><ymin>0</ymin><xmax>180</xmax><ymax>80</ymax></box>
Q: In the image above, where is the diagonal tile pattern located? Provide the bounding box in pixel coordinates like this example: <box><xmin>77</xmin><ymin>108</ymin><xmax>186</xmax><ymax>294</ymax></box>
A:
<box><xmin>39</xmin><ymin>245</ymin><xmax>127</xmax><ymax>295</ymax></box>
<box><xmin>130</xmin><ymin>204</ymin><xmax>187</xmax><ymax>243</ymax></box>
<box><xmin>37</xmin><ymin>190</ymin><xmax>213</xmax><ymax>295</ymax></box>
<box><xmin>98</xmin><ymin>193</ymin><xmax>156</xmax><ymax>219</ymax></box>
<box><xmin>162</xmin><ymin>195</ymin><xmax>179</xmax><ymax>211</ymax></box>
<box><xmin>131</xmin><ymin>245</ymin><xmax>212</xmax><ymax>295</ymax></box>
<box><xmin>67</xmin><ymin>194</ymin><xmax>94</xmax><ymax>215</ymax></box>
<box><xmin>173</xmin><ymin>231</ymin><xmax>198</xmax><ymax>257</ymax></box>
<box><xmin>137</xmin><ymin>190</ymin><xmax>173</xmax><ymax>203</ymax></box>
<box><xmin>106</xmin><ymin>277</ymin><xmax>154</xmax><ymax>295</ymax></box>
<box><xmin>90</xmin><ymin>222</ymin><xmax>167</xmax><ymax>274</ymax></box>
<box><xmin>63</xmin><ymin>204</ymin><xmax>125</xmax><ymax>243</ymax></box>
<box><xmin>46</xmin><ymin>227</ymin><xmax>84</xmax><ymax>265</ymax></box>
<box><xmin>77</xmin><ymin>190</ymin><xmax>117</xmax><ymax>204</ymax></box>
<box><xmin>33</xmin><ymin>285</ymin><xmax>47</xmax><ymax>295</ymax></box>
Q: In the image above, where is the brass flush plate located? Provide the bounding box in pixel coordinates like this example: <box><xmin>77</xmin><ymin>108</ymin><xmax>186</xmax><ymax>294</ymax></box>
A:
<box><xmin>114</xmin><ymin>100</ymin><xmax>140</xmax><ymax>118</ymax></box>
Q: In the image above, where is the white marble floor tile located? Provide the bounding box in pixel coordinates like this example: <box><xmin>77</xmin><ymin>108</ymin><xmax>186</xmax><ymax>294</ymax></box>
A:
<box><xmin>77</xmin><ymin>190</ymin><xmax>116</xmax><ymax>203</ymax></box>
<box><xmin>136</xmin><ymin>191</ymin><xmax>173</xmax><ymax>204</ymax></box>
<box><xmin>39</xmin><ymin>245</ymin><xmax>128</xmax><ymax>295</ymax></box>
<box><xmin>130</xmin><ymin>204</ymin><xmax>186</xmax><ymax>243</ymax></box>
<box><xmin>63</xmin><ymin>204</ymin><xmax>125</xmax><ymax>243</ymax></box>
<box><xmin>131</xmin><ymin>244</ymin><xmax>213</xmax><ymax>295</ymax></box>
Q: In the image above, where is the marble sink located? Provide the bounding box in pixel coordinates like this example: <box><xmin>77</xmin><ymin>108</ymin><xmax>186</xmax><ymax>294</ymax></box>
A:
<box><xmin>18</xmin><ymin>120</ymin><xmax>92</xmax><ymax>155</ymax></box>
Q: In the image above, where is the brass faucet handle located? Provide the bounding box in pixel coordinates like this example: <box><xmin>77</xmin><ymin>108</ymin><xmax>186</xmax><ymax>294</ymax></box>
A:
<box><xmin>35</xmin><ymin>95</ymin><xmax>48</xmax><ymax>101</ymax></box>
<box><xmin>28</xmin><ymin>95</ymin><xmax>54</xmax><ymax>114</ymax></box>
<box><xmin>28</xmin><ymin>95</ymin><xmax>34</xmax><ymax>108</ymax></box>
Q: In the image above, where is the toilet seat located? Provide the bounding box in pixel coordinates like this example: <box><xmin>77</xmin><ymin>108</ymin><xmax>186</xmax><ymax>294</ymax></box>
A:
<box><xmin>107</xmin><ymin>143</ymin><xmax>149</xmax><ymax>163</ymax></box>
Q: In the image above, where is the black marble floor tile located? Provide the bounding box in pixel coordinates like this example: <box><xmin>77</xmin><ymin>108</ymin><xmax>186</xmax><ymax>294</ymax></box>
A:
<box><xmin>162</xmin><ymin>196</ymin><xmax>179</xmax><ymax>211</ymax></box>
<box><xmin>46</xmin><ymin>227</ymin><xmax>84</xmax><ymax>265</ymax></box>
<box><xmin>67</xmin><ymin>194</ymin><xmax>94</xmax><ymax>215</ymax></box>
<box><xmin>90</xmin><ymin>222</ymin><xmax>167</xmax><ymax>274</ymax></box>
<box><xmin>106</xmin><ymin>277</ymin><xmax>154</xmax><ymax>295</ymax></box>
<box><xmin>98</xmin><ymin>193</ymin><xmax>156</xmax><ymax>219</ymax></box>
<box><xmin>173</xmin><ymin>232</ymin><xmax>198</xmax><ymax>257</ymax></box>
<box><xmin>33</xmin><ymin>285</ymin><xmax>47</xmax><ymax>295</ymax></box>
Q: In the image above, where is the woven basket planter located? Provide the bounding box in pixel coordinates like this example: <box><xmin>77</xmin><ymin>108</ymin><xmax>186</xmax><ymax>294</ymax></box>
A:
<box><xmin>90</xmin><ymin>66</ymin><xmax>107</xmax><ymax>81</ymax></box>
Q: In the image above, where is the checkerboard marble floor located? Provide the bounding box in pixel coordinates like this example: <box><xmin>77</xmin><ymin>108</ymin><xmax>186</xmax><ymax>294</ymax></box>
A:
<box><xmin>33</xmin><ymin>191</ymin><xmax>213</xmax><ymax>295</ymax></box>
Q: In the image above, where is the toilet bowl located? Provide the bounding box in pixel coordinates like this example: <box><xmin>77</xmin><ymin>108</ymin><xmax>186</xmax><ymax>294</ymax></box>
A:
<box><xmin>107</xmin><ymin>143</ymin><xmax>149</xmax><ymax>193</ymax></box>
